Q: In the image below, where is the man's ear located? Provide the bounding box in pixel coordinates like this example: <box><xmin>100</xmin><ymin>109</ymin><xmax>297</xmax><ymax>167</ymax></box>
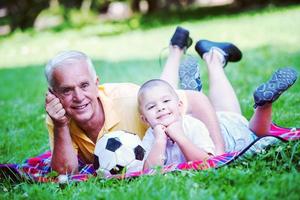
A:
<box><xmin>95</xmin><ymin>76</ymin><xmax>99</xmax><ymax>85</ymax></box>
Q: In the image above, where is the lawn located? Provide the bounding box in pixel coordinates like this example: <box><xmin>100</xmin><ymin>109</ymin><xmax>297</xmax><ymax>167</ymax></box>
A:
<box><xmin>0</xmin><ymin>4</ymin><xmax>300</xmax><ymax>199</ymax></box>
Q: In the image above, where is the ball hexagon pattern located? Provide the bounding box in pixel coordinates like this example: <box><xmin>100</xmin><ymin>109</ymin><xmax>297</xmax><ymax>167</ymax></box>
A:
<box><xmin>94</xmin><ymin>130</ymin><xmax>146</xmax><ymax>177</ymax></box>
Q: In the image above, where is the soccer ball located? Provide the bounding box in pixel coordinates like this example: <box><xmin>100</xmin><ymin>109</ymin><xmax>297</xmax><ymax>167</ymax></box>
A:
<box><xmin>93</xmin><ymin>130</ymin><xmax>146</xmax><ymax>177</ymax></box>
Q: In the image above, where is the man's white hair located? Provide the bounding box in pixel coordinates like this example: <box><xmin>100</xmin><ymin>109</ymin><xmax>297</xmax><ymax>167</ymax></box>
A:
<box><xmin>45</xmin><ymin>50</ymin><xmax>97</xmax><ymax>89</ymax></box>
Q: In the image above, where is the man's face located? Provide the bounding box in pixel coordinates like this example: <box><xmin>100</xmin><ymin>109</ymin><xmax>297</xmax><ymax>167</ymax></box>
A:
<box><xmin>52</xmin><ymin>60</ymin><xmax>99</xmax><ymax>124</ymax></box>
<box><xmin>139</xmin><ymin>85</ymin><xmax>182</xmax><ymax>128</ymax></box>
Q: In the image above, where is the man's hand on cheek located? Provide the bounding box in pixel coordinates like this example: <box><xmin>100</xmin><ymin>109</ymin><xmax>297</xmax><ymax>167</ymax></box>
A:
<box><xmin>45</xmin><ymin>91</ymin><xmax>69</xmax><ymax>127</ymax></box>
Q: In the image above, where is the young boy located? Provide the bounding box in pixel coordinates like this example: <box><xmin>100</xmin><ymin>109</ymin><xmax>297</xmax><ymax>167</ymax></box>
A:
<box><xmin>138</xmin><ymin>79</ymin><xmax>216</xmax><ymax>169</ymax></box>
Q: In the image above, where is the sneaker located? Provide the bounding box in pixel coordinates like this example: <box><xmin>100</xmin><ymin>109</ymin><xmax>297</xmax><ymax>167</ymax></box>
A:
<box><xmin>170</xmin><ymin>26</ymin><xmax>193</xmax><ymax>51</ymax></box>
<box><xmin>253</xmin><ymin>67</ymin><xmax>298</xmax><ymax>108</ymax></box>
<box><xmin>179</xmin><ymin>56</ymin><xmax>202</xmax><ymax>91</ymax></box>
<box><xmin>195</xmin><ymin>39</ymin><xmax>242</xmax><ymax>67</ymax></box>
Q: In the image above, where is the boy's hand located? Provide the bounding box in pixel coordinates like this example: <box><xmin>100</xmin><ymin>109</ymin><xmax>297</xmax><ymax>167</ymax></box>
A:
<box><xmin>153</xmin><ymin>124</ymin><xmax>167</xmax><ymax>142</ymax></box>
<box><xmin>165</xmin><ymin>120</ymin><xmax>184</xmax><ymax>141</ymax></box>
<box><xmin>45</xmin><ymin>90</ymin><xmax>69</xmax><ymax>127</ymax></box>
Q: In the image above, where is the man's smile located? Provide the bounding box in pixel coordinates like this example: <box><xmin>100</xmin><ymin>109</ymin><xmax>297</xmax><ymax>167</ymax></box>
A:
<box><xmin>71</xmin><ymin>102</ymin><xmax>90</xmax><ymax>111</ymax></box>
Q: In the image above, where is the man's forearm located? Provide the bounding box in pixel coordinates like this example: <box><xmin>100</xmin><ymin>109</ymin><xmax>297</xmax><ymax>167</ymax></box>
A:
<box><xmin>51</xmin><ymin>125</ymin><xmax>78</xmax><ymax>174</ymax></box>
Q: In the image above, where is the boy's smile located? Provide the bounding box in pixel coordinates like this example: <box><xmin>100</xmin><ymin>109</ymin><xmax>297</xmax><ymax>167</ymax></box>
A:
<box><xmin>139</xmin><ymin>85</ymin><xmax>182</xmax><ymax>127</ymax></box>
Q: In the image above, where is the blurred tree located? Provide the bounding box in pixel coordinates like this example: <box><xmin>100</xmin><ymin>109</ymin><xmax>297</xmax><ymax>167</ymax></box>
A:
<box><xmin>2</xmin><ymin>0</ymin><xmax>49</xmax><ymax>31</ymax></box>
<box><xmin>94</xmin><ymin>0</ymin><xmax>121</xmax><ymax>13</ymax></box>
<box><xmin>234</xmin><ymin>0</ymin><xmax>300</xmax><ymax>9</ymax></box>
<box><xmin>81</xmin><ymin>0</ymin><xmax>93</xmax><ymax>12</ymax></box>
<box><xmin>130</xmin><ymin>0</ymin><xmax>141</xmax><ymax>12</ymax></box>
<box><xmin>129</xmin><ymin>0</ymin><xmax>196</xmax><ymax>13</ymax></box>
<box><xmin>58</xmin><ymin>0</ymin><xmax>82</xmax><ymax>8</ymax></box>
<box><xmin>2</xmin><ymin>0</ymin><xmax>299</xmax><ymax>32</ymax></box>
<box><xmin>147</xmin><ymin>0</ymin><xmax>160</xmax><ymax>12</ymax></box>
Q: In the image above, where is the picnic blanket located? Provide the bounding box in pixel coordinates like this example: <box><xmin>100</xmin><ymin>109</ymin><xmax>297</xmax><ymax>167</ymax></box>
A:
<box><xmin>1</xmin><ymin>123</ymin><xmax>299</xmax><ymax>184</ymax></box>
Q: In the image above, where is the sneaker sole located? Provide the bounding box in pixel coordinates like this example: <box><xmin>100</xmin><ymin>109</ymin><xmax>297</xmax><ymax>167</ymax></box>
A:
<box><xmin>179</xmin><ymin>57</ymin><xmax>202</xmax><ymax>91</ymax></box>
<box><xmin>254</xmin><ymin>67</ymin><xmax>298</xmax><ymax>107</ymax></box>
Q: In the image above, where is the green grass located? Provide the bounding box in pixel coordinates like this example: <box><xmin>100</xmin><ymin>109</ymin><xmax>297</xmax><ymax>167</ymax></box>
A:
<box><xmin>1</xmin><ymin>5</ymin><xmax>300</xmax><ymax>199</ymax></box>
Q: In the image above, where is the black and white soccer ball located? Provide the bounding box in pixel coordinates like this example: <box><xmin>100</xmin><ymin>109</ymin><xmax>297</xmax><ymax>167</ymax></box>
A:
<box><xmin>93</xmin><ymin>130</ymin><xmax>146</xmax><ymax>177</ymax></box>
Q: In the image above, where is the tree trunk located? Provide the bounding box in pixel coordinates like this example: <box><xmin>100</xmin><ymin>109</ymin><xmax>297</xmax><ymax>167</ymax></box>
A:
<box><xmin>7</xmin><ymin>0</ymin><xmax>49</xmax><ymax>31</ymax></box>
<box><xmin>81</xmin><ymin>0</ymin><xmax>92</xmax><ymax>13</ymax></box>
<box><xmin>130</xmin><ymin>0</ymin><xmax>140</xmax><ymax>12</ymax></box>
<box><xmin>147</xmin><ymin>0</ymin><xmax>160</xmax><ymax>13</ymax></box>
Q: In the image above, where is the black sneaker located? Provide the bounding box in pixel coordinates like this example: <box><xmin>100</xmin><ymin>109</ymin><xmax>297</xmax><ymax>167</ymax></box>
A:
<box><xmin>253</xmin><ymin>67</ymin><xmax>298</xmax><ymax>108</ymax></box>
<box><xmin>195</xmin><ymin>39</ymin><xmax>242</xmax><ymax>67</ymax></box>
<box><xmin>170</xmin><ymin>26</ymin><xmax>193</xmax><ymax>50</ymax></box>
<box><xmin>179</xmin><ymin>56</ymin><xmax>202</xmax><ymax>91</ymax></box>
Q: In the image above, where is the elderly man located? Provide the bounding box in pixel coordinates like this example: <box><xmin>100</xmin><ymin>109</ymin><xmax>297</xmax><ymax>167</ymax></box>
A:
<box><xmin>45</xmin><ymin>27</ymin><xmax>226</xmax><ymax>174</ymax></box>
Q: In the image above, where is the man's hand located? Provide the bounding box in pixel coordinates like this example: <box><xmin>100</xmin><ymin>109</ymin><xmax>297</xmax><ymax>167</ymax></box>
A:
<box><xmin>45</xmin><ymin>90</ymin><xmax>69</xmax><ymax>127</ymax></box>
<box><xmin>45</xmin><ymin>90</ymin><xmax>78</xmax><ymax>174</ymax></box>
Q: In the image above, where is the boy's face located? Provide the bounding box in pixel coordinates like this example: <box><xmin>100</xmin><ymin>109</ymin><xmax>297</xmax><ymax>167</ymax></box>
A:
<box><xmin>139</xmin><ymin>85</ymin><xmax>183</xmax><ymax>128</ymax></box>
